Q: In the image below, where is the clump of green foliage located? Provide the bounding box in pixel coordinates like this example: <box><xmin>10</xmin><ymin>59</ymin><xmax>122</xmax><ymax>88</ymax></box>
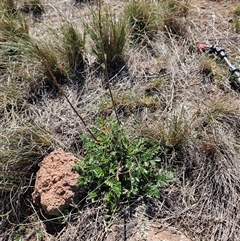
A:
<box><xmin>85</xmin><ymin>6</ymin><xmax>128</xmax><ymax>69</ymax></box>
<box><xmin>125</xmin><ymin>0</ymin><xmax>160</xmax><ymax>42</ymax></box>
<box><xmin>74</xmin><ymin>118</ymin><xmax>175</xmax><ymax>213</ymax></box>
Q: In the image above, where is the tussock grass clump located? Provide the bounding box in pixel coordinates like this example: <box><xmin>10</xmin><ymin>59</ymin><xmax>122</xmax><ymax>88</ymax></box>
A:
<box><xmin>0</xmin><ymin>8</ymin><xmax>29</xmax><ymax>41</ymax></box>
<box><xmin>125</xmin><ymin>0</ymin><xmax>160</xmax><ymax>42</ymax></box>
<box><xmin>36</xmin><ymin>42</ymin><xmax>67</xmax><ymax>80</ymax></box>
<box><xmin>138</xmin><ymin>96</ymin><xmax>240</xmax><ymax>240</ymax></box>
<box><xmin>162</xmin><ymin>0</ymin><xmax>191</xmax><ymax>36</ymax></box>
<box><xmin>232</xmin><ymin>5</ymin><xmax>240</xmax><ymax>33</ymax></box>
<box><xmin>13</xmin><ymin>23</ymin><xmax>86</xmax><ymax>89</ymax></box>
<box><xmin>0</xmin><ymin>3</ymin><xmax>30</xmax><ymax>87</ymax></box>
<box><xmin>199</xmin><ymin>57</ymin><xmax>215</xmax><ymax>81</ymax></box>
<box><xmin>0</xmin><ymin>123</ymin><xmax>53</xmax><ymax>195</ymax></box>
<box><xmin>0</xmin><ymin>16</ymin><xmax>85</xmax><ymax>91</ymax></box>
<box><xmin>163</xmin><ymin>17</ymin><xmax>187</xmax><ymax>37</ymax></box>
<box><xmin>161</xmin><ymin>0</ymin><xmax>191</xmax><ymax>37</ymax></box>
<box><xmin>61</xmin><ymin>23</ymin><xmax>86</xmax><ymax>75</ymax></box>
<box><xmin>201</xmin><ymin>95</ymin><xmax>240</xmax><ymax>127</ymax></box>
<box><xmin>0</xmin><ymin>122</ymin><xmax>53</xmax><ymax>239</ymax></box>
<box><xmin>173</xmin><ymin>100</ymin><xmax>240</xmax><ymax>240</ymax></box>
<box><xmin>142</xmin><ymin>110</ymin><xmax>192</xmax><ymax>148</ymax></box>
<box><xmin>199</xmin><ymin>57</ymin><xmax>214</xmax><ymax>75</ymax></box>
<box><xmin>232</xmin><ymin>5</ymin><xmax>240</xmax><ymax>16</ymax></box>
<box><xmin>85</xmin><ymin>6</ymin><xmax>128</xmax><ymax>69</ymax></box>
<box><xmin>19</xmin><ymin>38</ymin><xmax>69</xmax><ymax>84</ymax></box>
<box><xmin>161</xmin><ymin>0</ymin><xmax>191</xmax><ymax>18</ymax></box>
<box><xmin>0</xmin><ymin>82</ymin><xmax>26</xmax><ymax>117</ymax></box>
<box><xmin>161</xmin><ymin>134</ymin><xmax>240</xmax><ymax>240</ymax></box>
<box><xmin>0</xmin><ymin>123</ymin><xmax>53</xmax><ymax>176</ymax></box>
<box><xmin>0</xmin><ymin>0</ymin><xmax>15</xmax><ymax>12</ymax></box>
<box><xmin>36</xmin><ymin>23</ymin><xmax>85</xmax><ymax>82</ymax></box>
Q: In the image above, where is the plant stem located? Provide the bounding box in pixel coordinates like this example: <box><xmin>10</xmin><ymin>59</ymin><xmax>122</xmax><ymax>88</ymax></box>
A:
<box><xmin>98</xmin><ymin>0</ymin><xmax>121</xmax><ymax>125</ymax></box>
<box><xmin>34</xmin><ymin>44</ymin><xmax>98</xmax><ymax>142</ymax></box>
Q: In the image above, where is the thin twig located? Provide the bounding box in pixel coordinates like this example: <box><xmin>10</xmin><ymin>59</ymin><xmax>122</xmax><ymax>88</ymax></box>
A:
<box><xmin>98</xmin><ymin>0</ymin><xmax>121</xmax><ymax>125</ymax></box>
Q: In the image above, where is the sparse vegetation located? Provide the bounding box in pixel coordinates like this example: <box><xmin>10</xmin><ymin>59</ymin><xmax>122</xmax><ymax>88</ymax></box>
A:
<box><xmin>1</xmin><ymin>0</ymin><xmax>240</xmax><ymax>240</ymax></box>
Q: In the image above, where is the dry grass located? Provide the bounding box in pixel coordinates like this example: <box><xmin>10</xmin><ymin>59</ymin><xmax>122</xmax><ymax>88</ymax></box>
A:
<box><xmin>1</xmin><ymin>0</ymin><xmax>240</xmax><ymax>241</ymax></box>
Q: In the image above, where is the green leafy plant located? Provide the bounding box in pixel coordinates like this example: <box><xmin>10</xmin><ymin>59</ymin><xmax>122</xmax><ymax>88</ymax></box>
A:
<box><xmin>74</xmin><ymin>118</ymin><xmax>175</xmax><ymax>213</ymax></box>
<box><xmin>36</xmin><ymin>229</ymin><xmax>43</xmax><ymax>239</ymax></box>
<box><xmin>11</xmin><ymin>224</ymin><xmax>26</xmax><ymax>241</ymax></box>
<box><xmin>125</xmin><ymin>0</ymin><xmax>160</xmax><ymax>42</ymax></box>
<box><xmin>85</xmin><ymin>6</ymin><xmax>128</xmax><ymax>69</ymax></box>
<box><xmin>12</xmin><ymin>234</ymin><xmax>24</xmax><ymax>241</ymax></box>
